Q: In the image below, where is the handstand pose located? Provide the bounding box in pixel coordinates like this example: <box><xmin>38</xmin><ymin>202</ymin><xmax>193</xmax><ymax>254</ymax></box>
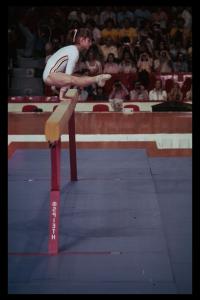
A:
<box><xmin>43</xmin><ymin>28</ymin><xmax>111</xmax><ymax>98</ymax></box>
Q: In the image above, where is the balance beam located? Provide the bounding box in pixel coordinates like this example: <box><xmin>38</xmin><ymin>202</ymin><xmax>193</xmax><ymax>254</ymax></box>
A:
<box><xmin>45</xmin><ymin>89</ymin><xmax>78</xmax><ymax>143</ymax></box>
<box><xmin>44</xmin><ymin>88</ymin><xmax>78</xmax><ymax>255</ymax></box>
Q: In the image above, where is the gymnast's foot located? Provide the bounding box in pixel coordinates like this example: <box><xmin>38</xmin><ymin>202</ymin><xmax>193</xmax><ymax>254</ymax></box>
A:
<box><xmin>95</xmin><ymin>74</ymin><xmax>112</xmax><ymax>87</ymax></box>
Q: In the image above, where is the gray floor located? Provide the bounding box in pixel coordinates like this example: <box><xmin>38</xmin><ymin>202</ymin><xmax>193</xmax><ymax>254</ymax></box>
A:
<box><xmin>8</xmin><ymin>149</ymin><xmax>192</xmax><ymax>294</ymax></box>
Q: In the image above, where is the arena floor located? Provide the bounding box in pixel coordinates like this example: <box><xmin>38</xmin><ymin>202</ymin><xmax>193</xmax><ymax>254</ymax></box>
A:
<box><xmin>8</xmin><ymin>149</ymin><xmax>192</xmax><ymax>294</ymax></box>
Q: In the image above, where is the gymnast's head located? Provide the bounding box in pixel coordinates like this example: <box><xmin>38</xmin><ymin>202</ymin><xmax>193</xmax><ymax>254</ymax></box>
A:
<box><xmin>71</xmin><ymin>28</ymin><xmax>93</xmax><ymax>51</ymax></box>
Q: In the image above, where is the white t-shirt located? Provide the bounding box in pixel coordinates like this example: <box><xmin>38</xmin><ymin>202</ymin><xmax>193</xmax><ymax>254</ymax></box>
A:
<box><xmin>149</xmin><ymin>89</ymin><xmax>167</xmax><ymax>101</ymax></box>
<box><xmin>43</xmin><ymin>45</ymin><xmax>79</xmax><ymax>81</ymax></box>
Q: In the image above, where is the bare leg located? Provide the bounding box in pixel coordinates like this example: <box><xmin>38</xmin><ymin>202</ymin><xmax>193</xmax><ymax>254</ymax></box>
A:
<box><xmin>44</xmin><ymin>72</ymin><xmax>111</xmax><ymax>88</ymax></box>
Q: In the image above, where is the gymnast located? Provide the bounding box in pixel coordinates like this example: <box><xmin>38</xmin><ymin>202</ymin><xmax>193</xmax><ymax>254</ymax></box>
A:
<box><xmin>43</xmin><ymin>27</ymin><xmax>111</xmax><ymax>98</ymax></box>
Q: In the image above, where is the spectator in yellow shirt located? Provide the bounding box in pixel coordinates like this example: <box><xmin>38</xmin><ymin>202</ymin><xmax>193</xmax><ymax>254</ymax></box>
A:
<box><xmin>118</xmin><ymin>18</ymin><xmax>138</xmax><ymax>44</ymax></box>
<box><xmin>101</xmin><ymin>18</ymin><xmax>119</xmax><ymax>44</ymax></box>
<box><xmin>99</xmin><ymin>37</ymin><xmax>119</xmax><ymax>62</ymax></box>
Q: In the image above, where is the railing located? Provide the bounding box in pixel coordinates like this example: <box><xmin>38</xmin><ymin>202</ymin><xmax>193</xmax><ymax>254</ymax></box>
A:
<box><xmin>44</xmin><ymin>89</ymin><xmax>78</xmax><ymax>254</ymax></box>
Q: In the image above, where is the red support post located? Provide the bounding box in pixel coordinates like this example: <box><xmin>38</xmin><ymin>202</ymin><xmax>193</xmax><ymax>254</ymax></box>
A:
<box><xmin>50</xmin><ymin>139</ymin><xmax>61</xmax><ymax>190</ymax></box>
<box><xmin>68</xmin><ymin>111</ymin><xmax>77</xmax><ymax>181</ymax></box>
<box><xmin>48</xmin><ymin>139</ymin><xmax>61</xmax><ymax>254</ymax></box>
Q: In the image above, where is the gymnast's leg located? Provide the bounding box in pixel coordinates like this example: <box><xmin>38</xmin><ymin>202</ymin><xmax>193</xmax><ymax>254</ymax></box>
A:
<box><xmin>44</xmin><ymin>72</ymin><xmax>111</xmax><ymax>89</ymax></box>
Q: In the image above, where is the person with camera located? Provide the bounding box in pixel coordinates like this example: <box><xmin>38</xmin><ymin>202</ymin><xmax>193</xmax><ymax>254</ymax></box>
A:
<box><xmin>137</xmin><ymin>52</ymin><xmax>152</xmax><ymax>87</ymax></box>
<box><xmin>137</xmin><ymin>52</ymin><xmax>152</xmax><ymax>73</ymax></box>
<box><xmin>118</xmin><ymin>36</ymin><xmax>135</xmax><ymax>60</ymax></box>
<box><xmin>129</xmin><ymin>81</ymin><xmax>149</xmax><ymax>101</ymax></box>
<box><xmin>184</xmin><ymin>85</ymin><xmax>192</xmax><ymax>102</ymax></box>
<box><xmin>109</xmin><ymin>80</ymin><xmax>129</xmax><ymax>100</ymax></box>
<box><xmin>168</xmin><ymin>81</ymin><xmax>183</xmax><ymax>102</ymax></box>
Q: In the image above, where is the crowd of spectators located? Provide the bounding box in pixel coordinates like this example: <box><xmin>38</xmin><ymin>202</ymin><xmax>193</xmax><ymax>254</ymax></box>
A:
<box><xmin>8</xmin><ymin>6</ymin><xmax>192</xmax><ymax>101</ymax></box>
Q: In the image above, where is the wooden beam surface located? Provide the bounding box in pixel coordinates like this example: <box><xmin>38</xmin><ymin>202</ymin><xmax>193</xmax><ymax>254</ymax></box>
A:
<box><xmin>44</xmin><ymin>89</ymin><xmax>78</xmax><ymax>143</ymax></box>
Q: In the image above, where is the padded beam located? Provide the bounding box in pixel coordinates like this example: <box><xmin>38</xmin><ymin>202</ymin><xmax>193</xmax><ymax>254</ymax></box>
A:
<box><xmin>44</xmin><ymin>89</ymin><xmax>78</xmax><ymax>143</ymax></box>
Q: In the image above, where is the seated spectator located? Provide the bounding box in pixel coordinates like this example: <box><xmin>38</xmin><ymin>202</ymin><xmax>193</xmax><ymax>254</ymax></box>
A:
<box><xmin>151</xmin><ymin>7</ymin><xmax>168</xmax><ymax>31</ymax></box>
<box><xmin>168</xmin><ymin>81</ymin><xmax>183</xmax><ymax>101</ymax></box>
<box><xmin>99</xmin><ymin>37</ymin><xmax>119</xmax><ymax>62</ymax></box>
<box><xmin>85</xmin><ymin>49</ymin><xmax>102</xmax><ymax>76</ymax></box>
<box><xmin>85</xmin><ymin>7</ymin><xmax>100</xmax><ymax>26</ymax></box>
<box><xmin>171</xmin><ymin>17</ymin><xmax>191</xmax><ymax>47</ymax></box>
<box><xmin>85</xmin><ymin>19</ymin><xmax>101</xmax><ymax>44</ymax></box>
<box><xmin>101</xmin><ymin>18</ymin><xmax>119</xmax><ymax>44</ymax></box>
<box><xmin>181</xmin><ymin>7</ymin><xmax>192</xmax><ymax>45</ymax></box>
<box><xmin>73</xmin><ymin>53</ymin><xmax>87</xmax><ymax>74</ymax></box>
<box><xmin>92</xmin><ymin>84</ymin><xmax>108</xmax><ymax>101</ymax></box>
<box><xmin>154</xmin><ymin>50</ymin><xmax>173</xmax><ymax>74</ymax></box>
<box><xmin>118</xmin><ymin>18</ymin><xmax>138</xmax><ymax>44</ymax></box>
<box><xmin>117</xmin><ymin>6</ymin><xmax>135</xmax><ymax>28</ymax></box>
<box><xmin>175</xmin><ymin>40</ymin><xmax>187</xmax><ymax>56</ymax></box>
<box><xmin>137</xmin><ymin>52</ymin><xmax>152</xmax><ymax>73</ymax></box>
<box><xmin>184</xmin><ymin>85</ymin><xmax>192</xmax><ymax>101</ymax></box>
<box><xmin>138</xmin><ymin>33</ymin><xmax>154</xmax><ymax>56</ymax></box>
<box><xmin>67</xmin><ymin>7</ymin><xmax>87</xmax><ymax>24</ymax></box>
<box><xmin>109</xmin><ymin>98</ymin><xmax>123</xmax><ymax>112</ymax></box>
<box><xmin>129</xmin><ymin>81</ymin><xmax>149</xmax><ymax>101</ymax></box>
<box><xmin>150</xmin><ymin>22</ymin><xmax>163</xmax><ymax>51</ymax></box>
<box><xmin>109</xmin><ymin>80</ymin><xmax>129</xmax><ymax>100</ymax></box>
<box><xmin>137</xmin><ymin>52</ymin><xmax>153</xmax><ymax>87</ymax></box>
<box><xmin>78</xmin><ymin>86</ymin><xmax>88</xmax><ymax>101</ymax></box>
<box><xmin>169</xmin><ymin>43</ymin><xmax>178</xmax><ymax>62</ymax></box>
<box><xmin>119</xmin><ymin>49</ymin><xmax>137</xmax><ymax>74</ymax></box>
<box><xmin>149</xmin><ymin>79</ymin><xmax>167</xmax><ymax>101</ymax></box>
<box><xmin>103</xmin><ymin>53</ymin><xmax>120</xmax><ymax>74</ymax></box>
<box><xmin>80</xmin><ymin>69</ymin><xmax>96</xmax><ymax>98</ymax></box>
<box><xmin>99</xmin><ymin>6</ymin><xmax>117</xmax><ymax>28</ymax></box>
<box><xmin>89</xmin><ymin>43</ymin><xmax>105</xmax><ymax>63</ymax></box>
<box><xmin>173</xmin><ymin>52</ymin><xmax>188</xmax><ymax>72</ymax></box>
<box><xmin>181</xmin><ymin>7</ymin><xmax>192</xmax><ymax>31</ymax></box>
<box><xmin>134</xmin><ymin>6</ymin><xmax>152</xmax><ymax>28</ymax></box>
<box><xmin>153</xmin><ymin>49</ymin><xmax>160</xmax><ymax>70</ymax></box>
<box><xmin>118</xmin><ymin>36</ymin><xmax>135</xmax><ymax>60</ymax></box>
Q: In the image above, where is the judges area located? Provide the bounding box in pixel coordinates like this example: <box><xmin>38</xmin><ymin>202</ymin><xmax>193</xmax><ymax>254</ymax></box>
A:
<box><xmin>8</xmin><ymin>95</ymin><xmax>192</xmax><ymax>158</ymax></box>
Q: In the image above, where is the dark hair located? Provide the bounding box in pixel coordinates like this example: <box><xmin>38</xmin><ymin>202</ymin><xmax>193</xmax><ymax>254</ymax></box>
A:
<box><xmin>155</xmin><ymin>79</ymin><xmax>163</xmax><ymax>89</ymax></box>
<box><xmin>121</xmin><ymin>36</ymin><xmax>130</xmax><ymax>44</ymax></box>
<box><xmin>114</xmin><ymin>80</ymin><xmax>121</xmax><ymax>88</ymax></box>
<box><xmin>106</xmin><ymin>52</ymin><xmax>116</xmax><ymax>62</ymax></box>
<box><xmin>71</xmin><ymin>28</ymin><xmax>93</xmax><ymax>44</ymax></box>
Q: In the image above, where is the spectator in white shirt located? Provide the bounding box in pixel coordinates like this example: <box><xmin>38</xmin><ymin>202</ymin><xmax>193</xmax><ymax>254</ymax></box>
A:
<box><xmin>149</xmin><ymin>80</ymin><xmax>167</xmax><ymax>101</ymax></box>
